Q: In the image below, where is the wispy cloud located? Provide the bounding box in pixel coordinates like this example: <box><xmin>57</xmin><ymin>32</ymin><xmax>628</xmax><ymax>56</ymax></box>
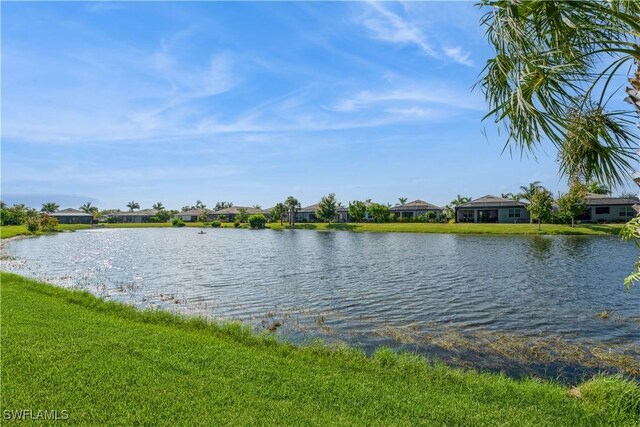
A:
<box><xmin>359</xmin><ymin>1</ymin><xmax>436</xmax><ymax>57</ymax></box>
<box><xmin>329</xmin><ymin>83</ymin><xmax>485</xmax><ymax>114</ymax></box>
<box><xmin>357</xmin><ymin>2</ymin><xmax>474</xmax><ymax>67</ymax></box>
<box><xmin>443</xmin><ymin>46</ymin><xmax>474</xmax><ymax>67</ymax></box>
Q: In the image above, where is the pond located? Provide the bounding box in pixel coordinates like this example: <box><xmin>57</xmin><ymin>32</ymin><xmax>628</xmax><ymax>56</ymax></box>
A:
<box><xmin>3</xmin><ymin>228</ymin><xmax>639</xmax><ymax>382</ymax></box>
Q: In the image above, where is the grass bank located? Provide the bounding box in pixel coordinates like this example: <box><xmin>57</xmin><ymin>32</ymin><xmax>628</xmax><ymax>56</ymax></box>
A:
<box><xmin>0</xmin><ymin>224</ymin><xmax>92</xmax><ymax>239</ymax></box>
<box><xmin>2</xmin><ymin>222</ymin><xmax>622</xmax><ymax>239</ymax></box>
<box><xmin>267</xmin><ymin>222</ymin><xmax>623</xmax><ymax>236</ymax></box>
<box><xmin>2</xmin><ymin>272</ymin><xmax>638</xmax><ymax>426</ymax></box>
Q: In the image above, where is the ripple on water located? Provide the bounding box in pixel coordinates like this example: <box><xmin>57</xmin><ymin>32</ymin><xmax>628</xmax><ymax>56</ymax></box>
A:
<box><xmin>4</xmin><ymin>228</ymin><xmax>640</xmax><ymax>377</ymax></box>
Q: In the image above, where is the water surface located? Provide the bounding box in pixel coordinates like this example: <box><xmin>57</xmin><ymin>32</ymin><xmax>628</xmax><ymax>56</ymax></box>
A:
<box><xmin>4</xmin><ymin>228</ymin><xmax>639</xmax><ymax>380</ymax></box>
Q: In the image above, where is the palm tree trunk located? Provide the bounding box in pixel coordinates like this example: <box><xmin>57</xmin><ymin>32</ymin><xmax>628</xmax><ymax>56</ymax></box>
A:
<box><xmin>538</xmin><ymin>219</ymin><xmax>541</xmax><ymax>231</ymax></box>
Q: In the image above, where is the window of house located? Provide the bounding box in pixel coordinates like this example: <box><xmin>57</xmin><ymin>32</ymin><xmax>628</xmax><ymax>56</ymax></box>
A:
<box><xmin>619</xmin><ymin>206</ymin><xmax>635</xmax><ymax>217</ymax></box>
<box><xmin>508</xmin><ymin>208</ymin><xmax>521</xmax><ymax>218</ymax></box>
<box><xmin>595</xmin><ymin>207</ymin><xmax>610</xmax><ymax>215</ymax></box>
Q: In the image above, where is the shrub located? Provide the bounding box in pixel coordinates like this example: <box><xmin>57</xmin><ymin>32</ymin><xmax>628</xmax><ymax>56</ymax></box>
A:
<box><xmin>248</xmin><ymin>213</ymin><xmax>267</xmax><ymax>229</ymax></box>
<box><xmin>172</xmin><ymin>218</ymin><xmax>185</xmax><ymax>227</ymax></box>
<box><xmin>41</xmin><ymin>215</ymin><xmax>59</xmax><ymax>232</ymax></box>
<box><xmin>148</xmin><ymin>216</ymin><xmax>162</xmax><ymax>223</ymax></box>
<box><xmin>425</xmin><ymin>211</ymin><xmax>437</xmax><ymax>223</ymax></box>
<box><xmin>26</xmin><ymin>217</ymin><xmax>41</xmax><ymax>233</ymax></box>
<box><xmin>233</xmin><ymin>220</ymin><xmax>240</xmax><ymax>228</ymax></box>
<box><xmin>211</xmin><ymin>221</ymin><xmax>222</xmax><ymax>228</ymax></box>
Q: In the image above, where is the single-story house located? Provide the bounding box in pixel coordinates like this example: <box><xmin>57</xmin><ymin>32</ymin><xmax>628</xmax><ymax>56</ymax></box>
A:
<box><xmin>176</xmin><ymin>208</ymin><xmax>215</xmax><ymax>222</ymax></box>
<box><xmin>577</xmin><ymin>194</ymin><xmax>639</xmax><ymax>222</ymax></box>
<box><xmin>390</xmin><ymin>200</ymin><xmax>443</xmax><ymax>219</ymax></box>
<box><xmin>455</xmin><ymin>195</ymin><xmax>530</xmax><ymax>223</ymax></box>
<box><xmin>293</xmin><ymin>203</ymin><xmax>352</xmax><ymax>222</ymax></box>
<box><xmin>107</xmin><ymin>209</ymin><xmax>159</xmax><ymax>223</ymax></box>
<box><xmin>51</xmin><ymin>208</ymin><xmax>94</xmax><ymax>224</ymax></box>
<box><xmin>295</xmin><ymin>204</ymin><xmax>319</xmax><ymax>222</ymax></box>
<box><xmin>210</xmin><ymin>207</ymin><xmax>269</xmax><ymax>221</ymax></box>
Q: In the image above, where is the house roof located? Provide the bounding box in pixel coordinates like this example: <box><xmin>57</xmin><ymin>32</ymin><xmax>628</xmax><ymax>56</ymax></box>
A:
<box><xmin>178</xmin><ymin>208</ymin><xmax>215</xmax><ymax>216</ymax></box>
<box><xmin>212</xmin><ymin>206</ymin><xmax>267</xmax><ymax>215</ymax></box>
<box><xmin>456</xmin><ymin>195</ymin><xmax>528</xmax><ymax>209</ymax></box>
<box><xmin>390</xmin><ymin>200</ymin><xmax>442</xmax><ymax>211</ymax></box>
<box><xmin>110</xmin><ymin>209</ymin><xmax>158</xmax><ymax>217</ymax></box>
<box><xmin>298</xmin><ymin>204</ymin><xmax>320</xmax><ymax>213</ymax></box>
<box><xmin>585</xmin><ymin>194</ymin><xmax>640</xmax><ymax>206</ymax></box>
<box><xmin>51</xmin><ymin>208</ymin><xmax>92</xmax><ymax>217</ymax></box>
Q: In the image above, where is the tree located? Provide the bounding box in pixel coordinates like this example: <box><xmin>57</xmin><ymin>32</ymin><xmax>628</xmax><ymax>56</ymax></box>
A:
<box><xmin>270</xmin><ymin>203</ymin><xmax>287</xmax><ymax>225</ymax></box>
<box><xmin>501</xmin><ymin>193</ymin><xmax>522</xmax><ymax>201</ymax></box>
<box><xmin>252</xmin><ymin>204</ymin><xmax>261</xmax><ymax>210</ymax></box>
<box><xmin>248</xmin><ymin>213</ymin><xmax>267</xmax><ymax>229</ymax></box>
<box><xmin>285</xmin><ymin>196</ymin><xmax>300</xmax><ymax>226</ymax></box>
<box><xmin>620</xmin><ymin>192</ymin><xmax>638</xmax><ymax>199</ymax></box>
<box><xmin>442</xmin><ymin>204</ymin><xmax>454</xmax><ymax>221</ymax></box>
<box><xmin>519</xmin><ymin>182</ymin><xmax>544</xmax><ymax>202</ymax></box>
<box><xmin>368</xmin><ymin>203</ymin><xmax>391</xmax><ymax>223</ymax></box>
<box><xmin>236</xmin><ymin>207</ymin><xmax>249</xmax><ymax>223</ymax></box>
<box><xmin>479</xmin><ymin>0</ymin><xmax>639</xmax><ymax>187</ymax></box>
<box><xmin>41</xmin><ymin>202</ymin><xmax>59</xmax><ymax>213</ymax></box>
<box><xmin>316</xmin><ymin>193</ymin><xmax>338</xmax><ymax>223</ymax></box>
<box><xmin>126</xmin><ymin>201</ymin><xmax>139</xmax><ymax>212</ymax></box>
<box><xmin>586</xmin><ymin>182</ymin><xmax>611</xmax><ymax>195</ymax></box>
<box><xmin>80</xmin><ymin>202</ymin><xmax>98</xmax><ymax>214</ymax></box>
<box><xmin>451</xmin><ymin>195</ymin><xmax>471</xmax><ymax>206</ymax></box>
<box><xmin>527</xmin><ymin>188</ymin><xmax>554</xmax><ymax>231</ymax></box>
<box><xmin>198</xmin><ymin>210</ymin><xmax>210</xmax><ymax>223</ymax></box>
<box><xmin>195</xmin><ymin>200</ymin><xmax>206</xmax><ymax>209</ymax></box>
<box><xmin>152</xmin><ymin>202</ymin><xmax>165</xmax><ymax>211</ymax></box>
<box><xmin>556</xmin><ymin>183</ymin><xmax>588</xmax><ymax>227</ymax></box>
<box><xmin>348</xmin><ymin>201</ymin><xmax>367</xmax><ymax>223</ymax></box>
<box><xmin>398</xmin><ymin>197</ymin><xmax>408</xmax><ymax>206</ymax></box>
<box><xmin>215</xmin><ymin>202</ymin><xmax>233</xmax><ymax>211</ymax></box>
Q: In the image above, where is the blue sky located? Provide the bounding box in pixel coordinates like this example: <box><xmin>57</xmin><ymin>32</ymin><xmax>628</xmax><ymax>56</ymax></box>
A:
<box><xmin>2</xmin><ymin>1</ymin><xmax>638</xmax><ymax>210</ymax></box>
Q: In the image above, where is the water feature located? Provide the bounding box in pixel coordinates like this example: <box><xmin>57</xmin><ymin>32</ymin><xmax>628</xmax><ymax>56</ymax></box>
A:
<box><xmin>3</xmin><ymin>227</ymin><xmax>639</xmax><ymax>381</ymax></box>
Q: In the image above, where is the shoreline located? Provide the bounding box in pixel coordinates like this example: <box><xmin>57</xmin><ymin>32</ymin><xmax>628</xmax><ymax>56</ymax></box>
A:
<box><xmin>1</xmin><ymin>221</ymin><xmax>623</xmax><ymax>240</ymax></box>
<box><xmin>2</xmin><ymin>272</ymin><xmax>639</xmax><ymax>425</ymax></box>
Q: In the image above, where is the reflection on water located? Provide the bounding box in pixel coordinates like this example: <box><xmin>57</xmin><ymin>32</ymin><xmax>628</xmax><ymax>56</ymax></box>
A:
<box><xmin>3</xmin><ymin>228</ymin><xmax>639</xmax><ymax>379</ymax></box>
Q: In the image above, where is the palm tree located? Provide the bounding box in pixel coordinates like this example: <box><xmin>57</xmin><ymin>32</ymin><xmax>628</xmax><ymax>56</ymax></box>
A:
<box><xmin>398</xmin><ymin>197</ymin><xmax>408</xmax><ymax>206</ymax></box>
<box><xmin>126</xmin><ymin>201</ymin><xmax>139</xmax><ymax>212</ymax></box>
<box><xmin>41</xmin><ymin>202</ymin><xmax>59</xmax><ymax>213</ymax></box>
<box><xmin>252</xmin><ymin>204</ymin><xmax>261</xmax><ymax>210</ymax></box>
<box><xmin>284</xmin><ymin>196</ymin><xmax>300</xmax><ymax>226</ymax></box>
<box><xmin>519</xmin><ymin>182</ymin><xmax>545</xmax><ymax>223</ymax></box>
<box><xmin>270</xmin><ymin>203</ymin><xmax>287</xmax><ymax>225</ymax></box>
<box><xmin>152</xmin><ymin>202</ymin><xmax>165</xmax><ymax>211</ymax></box>
<box><xmin>195</xmin><ymin>200</ymin><xmax>206</xmax><ymax>209</ymax></box>
<box><xmin>80</xmin><ymin>202</ymin><xmax>96</xmax><ymax>214</ymax></box>
<box><xmin>451</xmin><ymin>195</ymin><xmax>471</xmax><ymax>206</ymax></box>
<box><xmin>586</xmin><ymin>182</ymin><xmax>611</xmax><ymax>195</ymax></box>
<box><xmin>501</xmin><ymin>193</ymin><xmax>522</xmax><ymax>201</ymax></box>
<box><xmin>479</xmin><ymin>0</ymin><xmax>639</xmax><ymax>187</ymax></box>
<box><xmin>519</xmin><ymin>182</ymin><xmax>544</xmax><ymax>202</ymax></box>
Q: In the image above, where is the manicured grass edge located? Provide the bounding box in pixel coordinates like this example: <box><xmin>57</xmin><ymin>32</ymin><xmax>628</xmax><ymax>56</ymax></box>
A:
<box><xmin>2</xmin><ymin>272</ymin><xmax>639</xmax><ymax>423</ymax></box>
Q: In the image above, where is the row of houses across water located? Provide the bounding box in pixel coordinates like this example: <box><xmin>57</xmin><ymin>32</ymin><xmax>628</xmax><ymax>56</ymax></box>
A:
<box><xmin>50</xmin><ymin>194</ymin><xmax>639</xmax><ymax>225</ymax></box>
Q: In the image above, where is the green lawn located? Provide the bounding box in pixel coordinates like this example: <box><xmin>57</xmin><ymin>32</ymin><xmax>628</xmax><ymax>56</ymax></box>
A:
<box><xmin>267</xmin><ymin>222</ymin><xmax>623</xmax><ymax>236</ymax></box>
<box><xmin>2</xmin><ymin>272</ymin><xmax>638</xmax><ymax>426</ymax></box>
<box><xmin>0</xmin><ymin>224</ymin><xmax>92</xmax><ymax>239</ymax></box>
<box><xmin>1</xmin><ymin>222</ymin><xmax>623</xmax><ymax>240</ymax></box>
